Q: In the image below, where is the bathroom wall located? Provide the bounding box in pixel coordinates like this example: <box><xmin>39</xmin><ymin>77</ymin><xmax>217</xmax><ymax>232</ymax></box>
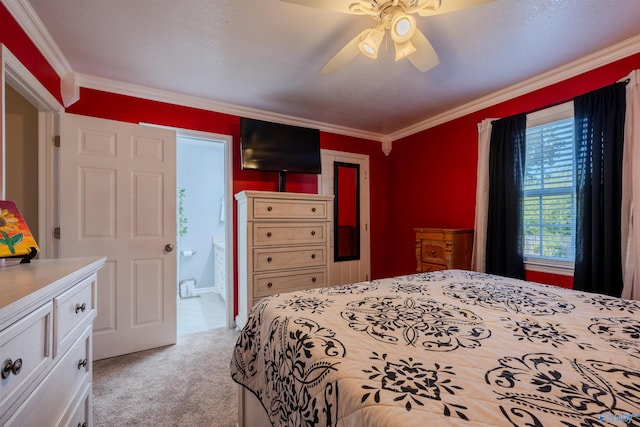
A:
<box><xmin>177</xmin><ymin>136</ymin><xmax>225</xmax><ymax>290</ymax></box>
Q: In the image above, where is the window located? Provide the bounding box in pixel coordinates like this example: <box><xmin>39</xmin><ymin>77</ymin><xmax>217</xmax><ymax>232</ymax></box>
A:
<box><xmin>523</xmin><ymin>102</ymin><xmax>575</xmax><ymax>270</ymax></box>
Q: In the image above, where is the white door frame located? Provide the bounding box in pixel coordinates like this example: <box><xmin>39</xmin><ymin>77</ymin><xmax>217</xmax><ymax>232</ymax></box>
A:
<box><xmin>175</xmin><ymin>128</ymin><xmax>235</xmax><ymax>328</ymax></box>
<box><xmin>1</xmin><ymin>44</ymin><xmax>62</xmax><ymax>259</ymax></box>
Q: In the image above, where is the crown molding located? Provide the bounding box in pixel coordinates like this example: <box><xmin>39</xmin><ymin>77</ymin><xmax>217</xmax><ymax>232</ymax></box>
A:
<box><xmin>2</xmin><ymin>44</ymin><xmax>62</xmax><ymax>111</ymax></box>
<box><xmin>1</xmin><ymin>0</ymin><xmax>72</xmax><ymax>77</ymax></box>
<box><xmin>73</xmin><ymin>72</ymin><xmax>386</xmax><ymax>142</ymax></box>
<box><xmin>6</xmin><ymin>0</ymin><xmax>640</xmax><ymax>146</ymax></box>
<box><xmin>3</xmin><ymin>0</ymin><xmax>384</xmax><ymax>143</ymax></box>
<box><xmin>387</xmin><ymin>33</ymin><xmax>640</xmax><ymax>141</ymax></box>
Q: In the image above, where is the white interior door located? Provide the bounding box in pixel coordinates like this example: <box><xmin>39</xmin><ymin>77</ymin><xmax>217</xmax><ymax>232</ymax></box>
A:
<box><xmin>319</xmin><ymin>149</ymin><xmax>371</xmax><ymax>285</ymax></box>
<box><xmin>59</xmin><ymin>113</ymin><xmax>177</xmax><ymax>360</ymax></box>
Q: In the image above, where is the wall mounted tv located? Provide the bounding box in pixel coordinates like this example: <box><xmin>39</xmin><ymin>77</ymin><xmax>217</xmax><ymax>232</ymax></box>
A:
<box><xmin>240</xmin><ymin>117</ymin><xmax>321</xmax><ymax>191</ymax></box>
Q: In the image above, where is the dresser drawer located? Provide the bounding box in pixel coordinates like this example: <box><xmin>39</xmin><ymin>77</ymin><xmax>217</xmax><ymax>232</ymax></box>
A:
<box><xmin>254</xmin><ymin>269</ymin><xmax>327</xmax><ymax>298</ymax></box>
<box><xmin>420</xmin><ymin>240</ymin><xmax>448</xmax><ymax>264</ymax></box>
<box><xmin>5</xmin><ymin>325</ymin><xmax>91</xmax><ymax>426</ymax></box>
<box><xmin>53</xmin><ymin>274</ymin><xmax>96</xmax><ymax>357</ymax></box>
<box><xmin>253</xmin><ymin>198</ymin><xmax>329</xmax><ymax>220</ymax></box>
<box><xmin>58</xmin><ymin>379</ymin><xmax>91</xmax><ymax>427</ymax></box>
<box><xmin>0</xmin><ymin>302</ymin><xmax>52</xmax><ymax>419</ymax></box>
<box><xmin>419</xmin><ymin>262</ymin><xmax>447</xmax><ymax>273</ymax></box>
<box><xmin>254</xmin><ymin>246</ymin><xmax>327</xmax><ymax>272</ymax></box>
<box><xmin>415</xmin><ymin>228</ymin><xmax>473</xmax><ymax>273</ymax></box>
<box><xmin>253</xmin><ymin>223</ymin><xmax>327</xmax><ymax>246</ymax></box>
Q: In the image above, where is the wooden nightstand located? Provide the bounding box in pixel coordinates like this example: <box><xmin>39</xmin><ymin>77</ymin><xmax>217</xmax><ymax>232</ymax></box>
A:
<box><xmin>415</xmin><ymin>228</ymin><xmax>473</xmax><ymax>272</ymax></box>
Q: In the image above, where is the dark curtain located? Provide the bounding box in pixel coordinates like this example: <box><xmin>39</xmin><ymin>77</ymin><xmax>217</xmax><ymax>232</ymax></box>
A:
<box><xmin>573</xmin><ymin>82</ymin><xmax>626</xmax><ymax>297</ymax></box>
<box><xmin>486</xmin><ymin>113</ymin><xmax>526</xmax><ymax>279</ymax></box>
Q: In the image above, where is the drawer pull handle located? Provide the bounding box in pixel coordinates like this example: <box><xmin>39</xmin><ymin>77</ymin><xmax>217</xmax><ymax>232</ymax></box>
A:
<box><xmin>75</xmin><ymin>303</ymin><xmax>87</xmax><ymax>313</ymax></box>
<box><xmin>311</xmin><ymin>254</ymin><xmax>316</xmax><ymax>259</ymax></box>
<box><xmin>431</xmin><ymin>250</ymin><xmax>436</xmax><ymax>255</ymax></box>
<box><xmin>311</xmin><ymin>207</ymin><xmax>316</xmax><ymax>212</ymax></box>
<box><xmin>2</xmin><ymin>358</ymin><xmax>22</xmax><ymax>379</ymax></box>
<box><xmin>267</xmin><ymin>282</ymin><xmax>273</xmax><ymax>288</ymax></box>
<box><xmin>311</xmin><ymin>231</ymin><xmax>316</xmax><ymax>236</ymax></box>
<box><xmin>78</xmin><ymin>358</ymin><xmax>88</xmax><ymax>370</ymax></box>
<box><xmin>267</xmin><ymin>232</ymin><xmax>272</xmax><ymax>238</ymax></box>
<box><xmin>267</xmin><ymin>206</ymin><xmax>273</xmax><ymax>212</ymax></box>
<box><xmin>11</xmin><ymin>358</ymin><xmax>22</xmax><ymax>375</ymax></box>
<box><xmin>312</xmin><ymin>277</ymin><xmax>317</xmax><ymax>283</ymax></box>
<box><xmin>267</xmin><ymin>257</ymin><xmax>273</xmax><ymax>263</ymax></box>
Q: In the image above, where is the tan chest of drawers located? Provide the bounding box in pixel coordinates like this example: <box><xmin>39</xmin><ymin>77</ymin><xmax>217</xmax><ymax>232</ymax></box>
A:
<box><xmin>235</xmin><ymin>191</ymin><xmax>332</xmax><ymax>328</ymax></box>
<box><xmin>415</xmin><ymin>228</ymin><xmax>473</xmax><ymax>272</ymax></box>
<box><xmin>0</xmin><ymin>257</ymin><xmax>105</xmax><ymax>427</ymax></box>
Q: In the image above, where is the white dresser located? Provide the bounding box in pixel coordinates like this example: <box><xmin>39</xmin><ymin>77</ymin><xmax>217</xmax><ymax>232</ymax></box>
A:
<box><xmin>235</xmin><ymin>191</ymin><xmax>332</xmax><ymax>328</ymax></box>
<box><xmin>0</xmin><ymin>257</ymin><xmax>105</xmax><ymax>427</ymax></box>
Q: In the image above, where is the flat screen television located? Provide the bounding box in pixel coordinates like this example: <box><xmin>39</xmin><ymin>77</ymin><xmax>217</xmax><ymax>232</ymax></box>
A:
<box><xmin>240</xmin><ymin>117</ymin><xmax>321</xmax><ymax>191</ymax></box>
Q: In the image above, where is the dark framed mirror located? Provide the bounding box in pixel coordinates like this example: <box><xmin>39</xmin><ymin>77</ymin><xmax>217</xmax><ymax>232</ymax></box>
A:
<box><xmin>334</xmin><ymin>161</ymin><xmax>360</xmax><ymax>261</ymax></box>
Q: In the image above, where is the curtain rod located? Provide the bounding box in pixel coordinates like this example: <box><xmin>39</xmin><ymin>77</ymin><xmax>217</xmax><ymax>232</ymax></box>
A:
<box><xmin>525</xmin><ymin>78</ymin><xmax>630</xmax><ymax>116</ymax></box>
<box><xmin>493</xmin><ymin>78</ymin><xmax>631</xmax><ymax>123</ymax></box>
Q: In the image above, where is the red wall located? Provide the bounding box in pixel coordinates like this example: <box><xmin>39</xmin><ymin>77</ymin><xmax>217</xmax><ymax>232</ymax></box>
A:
<box><xmin>388</xmin><ymin>52</ymin><xmax>640</xmax><ymax>287</ymax></box>
<box><xmin>3</xmin><ymin>2</ymin><xmax>640</xmax><ymax>294</ymax></box>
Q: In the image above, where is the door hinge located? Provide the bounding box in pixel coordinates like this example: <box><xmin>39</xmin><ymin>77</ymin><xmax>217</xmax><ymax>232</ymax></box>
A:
<box><xmin>53</xmin><ymin>135</ymin><xmax>61</xmax><ymax>147</ymax></box>
<box><xmin>53</xmin><ymin>227</ymin><xmax>60</xmax><ymax>239</ymax></box>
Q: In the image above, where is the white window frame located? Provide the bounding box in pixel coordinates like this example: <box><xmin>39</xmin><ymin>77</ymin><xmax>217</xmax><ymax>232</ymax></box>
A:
<box><xmin>524</xmin><ymin>101</ymin><xmax>575</xmax><ymax>276</ymax></box>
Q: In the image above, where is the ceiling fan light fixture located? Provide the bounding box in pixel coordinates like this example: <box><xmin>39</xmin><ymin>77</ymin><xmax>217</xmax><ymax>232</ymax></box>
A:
<box><xmin>391</xmin><ymin>13</ymin><xmax>416</xmax><ymax>43</ymax></box>
<box><xmin>394</xmin><ymin>40</ymin><xmax>417</xmax><ymax>61</ymax></box>
<box><xmin>358</xmin><ymin>27</ymin><xmax>384</xmax><ymax>58</ymax></box>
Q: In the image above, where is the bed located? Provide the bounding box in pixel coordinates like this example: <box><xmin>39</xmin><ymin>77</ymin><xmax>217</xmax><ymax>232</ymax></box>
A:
<box><xmin>230</xmin><ymin>269</ymin><xmax>640</xmax><ymax>426</ymax></box>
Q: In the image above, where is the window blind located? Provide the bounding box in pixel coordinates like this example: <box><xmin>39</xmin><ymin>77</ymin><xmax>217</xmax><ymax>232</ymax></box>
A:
<box><xmin>524</xmin><ymin>117</ymin><xmax>575</xmax><ymax>261</ymax></box>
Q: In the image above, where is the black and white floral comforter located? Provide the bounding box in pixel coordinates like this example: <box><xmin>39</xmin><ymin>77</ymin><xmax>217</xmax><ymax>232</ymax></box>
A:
<box><xmin>230</xmin><ymin>270</ymin><xmax>640</xmax><ymax>426</ymax></box>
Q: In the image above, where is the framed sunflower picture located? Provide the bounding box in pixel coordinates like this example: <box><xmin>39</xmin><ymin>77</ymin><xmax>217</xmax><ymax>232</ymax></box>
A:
<box><xmin>0</xmin><ymin>200</ymin><xmax>39</xmax><ymax>261</ymax></box>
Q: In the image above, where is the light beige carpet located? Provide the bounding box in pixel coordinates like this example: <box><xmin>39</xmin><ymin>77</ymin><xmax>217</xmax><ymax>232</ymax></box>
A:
<box><xmin>93</xmin><ymin>327</ymin><xmax>240</xmax><ymax>427</ymax></box>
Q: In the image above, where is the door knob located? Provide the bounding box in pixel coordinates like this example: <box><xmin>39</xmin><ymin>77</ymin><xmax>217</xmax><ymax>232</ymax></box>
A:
<box><xmin>164</xmin><ymin>244</ymin><xmax>175</xmax><ymax>252</ymax></box>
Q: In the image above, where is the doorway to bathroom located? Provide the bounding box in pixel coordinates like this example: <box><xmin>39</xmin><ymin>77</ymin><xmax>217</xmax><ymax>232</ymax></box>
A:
<box><xmin>176</xmin><ymin>131</ymin><xmax>230</xmax><ymax>336</ymax></box>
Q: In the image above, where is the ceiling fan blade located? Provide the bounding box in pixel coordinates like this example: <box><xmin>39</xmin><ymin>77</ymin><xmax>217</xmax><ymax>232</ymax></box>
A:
<box><xmin>406</xmin><ymin>29</ymin><xmax>439</xmax><ymax>72</ymax></box>
<box><xmin>320</xmin><ymin>29</ymin><xmax>369</xmax><ymax>74</ymax></box>
<box><xmin>417</xmin><ymin>0</ymin><xmax>495</xmax><ymax>16</ymax></box>
<box><xmin>280</xmin><ymin>0</ymin><xmax>367</xmax><ymax>15</ymax></box>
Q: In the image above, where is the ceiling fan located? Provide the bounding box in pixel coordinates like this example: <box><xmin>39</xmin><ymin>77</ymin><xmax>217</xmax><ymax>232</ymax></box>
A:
<box><xmin>281</xmin><ymin>0</ymin><xmax>494</xmax><ymax>74</ymax></box>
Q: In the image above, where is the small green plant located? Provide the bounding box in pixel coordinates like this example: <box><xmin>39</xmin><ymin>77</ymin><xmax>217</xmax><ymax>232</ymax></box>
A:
<box><xmin>178</xmin><ymin>187</ymin><xmax>188</xmax><ymax>237</ymax></box>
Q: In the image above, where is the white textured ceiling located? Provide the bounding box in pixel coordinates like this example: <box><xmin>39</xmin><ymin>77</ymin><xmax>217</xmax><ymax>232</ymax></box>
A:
<box><xmin>23</xmin><ymin>0</ymin><xmax>640</xmax><ymax>138</ymax></box>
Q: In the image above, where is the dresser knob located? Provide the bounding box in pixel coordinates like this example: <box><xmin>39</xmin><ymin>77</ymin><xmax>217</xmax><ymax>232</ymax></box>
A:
<box><xmin>311</xmin><ymin>231</ymin><xmax>316</xmax><ymax>236</ymax></box>
<box><xmin>1</xmin><ymin>359</ymin><xmax>11</xmax><ymax>379</ymax></box>
<box><xmin>267</xmin><ymin>232</ymin><xmax>272</xmax><ymax>238</ymax></box>
<box><xmin>431</xmin><ymin>250</ymin><xmax>436</xmax><ymax>255</ymax></box>
<box><xmin>267</xmin><ymin>206</ymin><xmax>273</xmax><ymax>212</ymax></box>
<box><xmin>311</xmin><ymin>254</ymin><xmax>316</xmax><ymax>259</ymax></box>
<box><xmin>11</xmin><ymin>358</ymin><xmax>22</xmax><ymax>375</ymax></box>
<box><xmin>78</xmin><ymin>359</ymin><xmax>88</xmax><ymax>370</ymax></box>
<box><xmin>267</xmin><ymin>257</ymin><xmax>273</xmax><ymax>263</ymax></box>
<box><xmin>311</xmin><ymin>277</ymin><xmax>317</xmax><ymax>283</ymax></box>
<box><xmin>267</xmin><ymin>282</ymin><xmax>273</xmax><ymax>288</ymax></box>
<box><xmin>2</xmin><ymin>358</ymin><xmax>22</xmax><ymax>379</ymax></box>
<box><xmin>75</xmin><ymin>303</ymin><xmax>87</xmax><ymax>313</ymax></box>
<box><xmin>311</xmin><ymin>207</ymin><xmax>316</xmax><ymax>212</ymax></box>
